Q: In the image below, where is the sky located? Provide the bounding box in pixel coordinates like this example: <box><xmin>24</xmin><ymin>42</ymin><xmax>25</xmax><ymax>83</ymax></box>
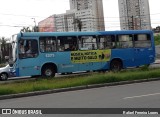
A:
<box><xmin>0</xmin><ymin>0</ymin><xmax>160</xmax><ymax>38</ymax></box>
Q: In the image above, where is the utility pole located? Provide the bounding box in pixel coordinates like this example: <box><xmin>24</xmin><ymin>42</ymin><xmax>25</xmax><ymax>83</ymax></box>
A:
<box><xmin>32</xmin><ymin>18</ymin><xmax>36</xmax><ymax>27</ymax></box>
<box><xmin>132</xmin><ymin>16</ymin><xmax>134</xmax><ymax>30</ymax></box>
<box><xmin>31</xmin><ymin>18</ymin><xmax>38</xmax><ymax>32</ymax></box>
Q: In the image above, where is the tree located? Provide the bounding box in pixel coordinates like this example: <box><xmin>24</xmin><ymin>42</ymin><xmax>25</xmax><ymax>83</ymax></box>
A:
<box><xmin>73</xmin><ymin>18</ymin><xmax>82</xmax><ymax>31</ymax></box>
<box><xmin>154</xmin><ymin>35</ymin><xmax>160</xmax><ymax>45</ymax></box>
<box><xmin>20</xmin><ymin>27</ymin><xmax>32</xmax><ymax>32</ymax></box>
<box><xmin>33</xmin><ymin>26</ymin><xmax>39</xmax><ymax>32</ymax></box>
<box><xmin>20</xmin><ymin>26</ymin><xmax>39</xmax><ymax>32</ymax></box>
<box><xmin>0</xmin><ymin>37</ymin><xmax>9</xmax><ymax>63</ymax></box>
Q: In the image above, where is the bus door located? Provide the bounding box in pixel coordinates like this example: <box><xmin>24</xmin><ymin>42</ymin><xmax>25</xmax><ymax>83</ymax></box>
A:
<box><xmin>134</xmin><ymin>34</ymin><xmax>152</xmax><ymax>66</ymax></box>
<box><xmin>18</xmin><ymin>39</ymin><xmax>39</xmax><ymax>76</ymax></box>
<box><xmin>57</xmin><ymin>36</ymin><xmax>79</xmax><ymax>73</ymax></box>
<box><xmin>77</xmin><ymin>36</ymin><xmax>102</xmax><ymax>71</ymax></box>
<box><xmin>115</xmin><ymin>34</ymin><xmax>135</xmax><ymax>67</ymax></box>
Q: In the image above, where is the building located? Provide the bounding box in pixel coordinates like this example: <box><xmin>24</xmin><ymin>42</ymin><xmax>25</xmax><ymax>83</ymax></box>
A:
<box><xmin>38</xmin><ymin>16</ymin><xmax>55</xmax><ymax>32</ymax></box>
<box><xmin>118</xmin><ymin>0</ymin><xmax>151</xmax><ymax>30</ymax></box>
<box><xmin>69</xmin><ymin>0</ymin><xmax>105</xmax><ymax>31</ymax></box>
<box><xmin>54</xmin><ymin>11</ymin><xmax>76</xmax><ymax>32</ymax></box>
<box><xmin>38</xmin><ymin>0</ymin><xmax>105</xmax><ymax>32</ymax></box>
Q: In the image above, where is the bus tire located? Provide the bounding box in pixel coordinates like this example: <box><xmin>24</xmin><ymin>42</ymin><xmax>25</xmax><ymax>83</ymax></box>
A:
<box><xmin>42</xmin><ymin>65</ymin><xmax>55</xmax><ymax>77</ymax></box>
<box><xmin>110</xmin><ymin>59</ymin><xmax>122</xmax><ymax>72</ymax></box>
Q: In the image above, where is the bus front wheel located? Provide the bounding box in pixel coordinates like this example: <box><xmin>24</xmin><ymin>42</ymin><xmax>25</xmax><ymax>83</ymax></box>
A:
<box><xmin>42</xmin><ymin>66</ymin><xmax>55</xmax><ymax>77</ymax></box>
<box><xmin>110</xmin><ymin>60</ymin><xmax>122</xmax><ymax>72</ymax></box>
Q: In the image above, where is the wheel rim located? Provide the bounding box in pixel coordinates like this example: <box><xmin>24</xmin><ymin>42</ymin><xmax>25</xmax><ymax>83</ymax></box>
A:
<box><xmin>45</xmin><ymin>69</ymin><xmax>52</xmax><ymax>77</ymax></box>
<box><xmin>0</xmin><ymin>73</ymin><xmax>8</xmax><ymax>80</ymax></box>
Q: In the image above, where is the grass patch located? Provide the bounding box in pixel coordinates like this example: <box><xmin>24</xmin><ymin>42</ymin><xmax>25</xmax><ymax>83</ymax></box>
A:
<box><xmin>154</xmin><ymin>35</ymin><xmax>160</xmax><ymax>45</ymax></box>
<box><xmin>0</xmin><ymin>68</ymin><xmax>160</xmax><ymax>96</ymax></box>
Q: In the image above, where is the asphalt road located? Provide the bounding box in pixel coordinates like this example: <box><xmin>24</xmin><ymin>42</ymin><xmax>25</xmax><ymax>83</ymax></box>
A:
<box><xmin>1</xmin><ymin>80</ymin><xmax>160</xmax><ymax>108</ymax></box>
<box><xmin>0</xmin><ymin>81</ymin><xmax>160</xmax><ymax>117</ymax></box>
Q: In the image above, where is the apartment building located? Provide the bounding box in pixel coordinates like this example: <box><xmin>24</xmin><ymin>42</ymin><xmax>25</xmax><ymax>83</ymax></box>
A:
<box><xmin>54</xmin><ymin>12</ymin><xmax>76</xmax><ymax>32</ymax></box>
<box><xmin>118</xmin><ymin>0</ymin><xmax>151</xmax><ymax>30</ymax></box>
<box><xmin>70</xmin><ymin>0</ymin><xmax>105</xmax><ymax>31</ymax></box>
<box><xmin>38</xmin><ymin>0</ymin><xmax>105</xmax><ymax>32</ymax></box>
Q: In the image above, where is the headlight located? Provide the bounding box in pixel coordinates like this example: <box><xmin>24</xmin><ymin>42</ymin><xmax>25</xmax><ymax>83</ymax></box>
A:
<box><xmin>9</xmin><ymin>68</ymin><xmax>14</xmax><ymax>72</ymax></box>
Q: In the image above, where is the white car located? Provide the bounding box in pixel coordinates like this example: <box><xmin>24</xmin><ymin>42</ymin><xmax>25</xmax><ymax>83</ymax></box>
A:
<box><xmin>0</xmin><ymin>64</ymin><xmax>11</xmax><ymax>81</ymax></box>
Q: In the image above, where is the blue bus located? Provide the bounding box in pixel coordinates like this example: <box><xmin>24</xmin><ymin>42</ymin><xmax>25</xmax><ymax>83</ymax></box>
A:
<box><xmin>9</xmin><ymin>30</ymin><xmax>155</xmax><ymax>78</ymax></box>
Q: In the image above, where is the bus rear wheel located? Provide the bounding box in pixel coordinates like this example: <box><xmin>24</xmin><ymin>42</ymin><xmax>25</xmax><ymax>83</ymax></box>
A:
<box><xmin>110</xmin><ymin>60</ymin><xmax>122</xmax><ymax>72</ymax></box>
<box><xmin>42</xmin><ymin>66</ymin><xmax>55</xmax><ymax>77</ymax></box>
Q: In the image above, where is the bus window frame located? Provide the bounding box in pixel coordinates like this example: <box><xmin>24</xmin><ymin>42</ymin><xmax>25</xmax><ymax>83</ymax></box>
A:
<box><xmin>133</xmin><ymin>34</ymin><xmax>151</xmax><ymax>48</ymax></box>
<box><xmin>98</xmin><ymin>35</ymin><xmax>116</xmax><ymax>49</ymax></box>
<box><xmin>57</xmin><ymin>36</ymin><xmax>78</xmax><ymax>52</ymax></box>
<box><xmin>39</xmin><ymin>36</ymin><xmax>57</xmax><ymax>53</ymax></box>
<box><xmin>18</xmin><ymin>39</ymin><xmax>39</xmax><ymax>59</ymax></box>
<box><xmin>116</xmin><ymin>34</ymin><xmax>134</xmax><ymax>49</ymax></box>
<box><xmin>78</xmin><ymin>35</ymin><xmax>98</xmax><ymax>50</ymax></box>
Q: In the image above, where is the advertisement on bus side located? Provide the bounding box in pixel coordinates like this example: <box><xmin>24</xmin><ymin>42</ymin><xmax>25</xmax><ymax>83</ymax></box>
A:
<box><xmin>71</xmin><ymin>49</ymin><xmax>111</xmax><ymax>63</ymax></box>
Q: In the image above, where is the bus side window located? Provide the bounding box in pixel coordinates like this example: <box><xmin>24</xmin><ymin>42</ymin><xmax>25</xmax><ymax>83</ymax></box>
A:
<box><xmin>79</xmin><ymin>36</ymin><xmax>97</xmax><ymax>50</ymax></box>
<box><xmin>19</xmin><ymin>40</ymin><xmax>25</xmax><ymax>54</ymax></box>
<box><xmin>19</xmin><ymin>39</ymin><xmax>38</xmax><ymax>58</ymax></box>
<box><xmin>39</xmin><ymin>36</ymin><xmax>56</xmax><ymax>52</ymax></box>
<box><xmin>25</xmin><ymin>40</ymin><xmax>38</xmax><ymax>57</ymax></box>
<box><xmin>98</xmin><ymin>35</ymin><xmax>115</xmax><ymax>49</ymax></box>
<box><xmin>57</xmin><ymin>36</ymin><xmax>78</xmax><ymax>51</ymax></box>
<box><xmin>134</xmin><ymin>34</ymin><xmax>151</xmax><ymax>48</ymax></box>
<box><xmin>117</xmin><ymin>35</ymin><xmax>133</xmax><ymax>48</ymax></box>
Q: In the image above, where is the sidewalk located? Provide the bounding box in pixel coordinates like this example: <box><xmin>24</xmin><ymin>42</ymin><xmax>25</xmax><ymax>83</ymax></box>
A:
<box><xmin>154</xmin><ymin>59</ymin><xmax>160</xmax><ymax>64</ymax></box>
<box><xmin>149</xmin><ymin>59</ymin><xmax>160</xmax><ymax>68</ymax></box>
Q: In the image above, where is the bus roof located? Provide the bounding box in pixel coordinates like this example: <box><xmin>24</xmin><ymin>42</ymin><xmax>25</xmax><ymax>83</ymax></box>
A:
<box><xmin>17</xmin><ymin>30</ymin><xmax>153</xmax><ymax>37</ymax></box>
<box><xmin>17</xmin><ymin>31</ymin><xmax>100</xmax><ymax>37</ymax></box>
<box><xmin>98</xmin><ymin>30</ymin><xmax>153</xmax><ymax>35</ymax></box>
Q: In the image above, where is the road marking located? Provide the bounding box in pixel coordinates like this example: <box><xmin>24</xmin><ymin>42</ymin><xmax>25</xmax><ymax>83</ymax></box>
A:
<box><xmin>123</xmin><ymin>93</ymin><xmax>160</xmax><ymax>99</ymax></box>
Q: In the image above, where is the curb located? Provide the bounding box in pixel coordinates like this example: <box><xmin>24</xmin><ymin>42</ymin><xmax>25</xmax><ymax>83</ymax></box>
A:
<box><xmin>0</xmin><ymin>77</ymin><xmax>160</xmax><ymax>100</ymax></box>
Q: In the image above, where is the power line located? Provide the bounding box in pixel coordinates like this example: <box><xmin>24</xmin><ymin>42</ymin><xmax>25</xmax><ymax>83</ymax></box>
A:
<box><xmin>0</xmin><ymin>12</ymin><xmax>160</xmax><ymax>19</ymax></box>
<box><xmin>0</xmin><ymin>13</ymin><xmax>46</xmax><ymax>18</ymax></box>
<box><xmin>0</xmin><ymin>19</ymin><xmax>158</xmax><ymax>28</ymax></box>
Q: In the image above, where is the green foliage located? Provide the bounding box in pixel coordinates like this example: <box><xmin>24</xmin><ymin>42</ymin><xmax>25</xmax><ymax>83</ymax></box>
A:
<box><xmin>0</xmin><ymin>68</ymin><xmax>160</xmax><ymax>96</ymax></box>
<box><xmin>154</xmin><ymin>35</ymin><xmax>160</xmax><ymax>45</ymax></box>
<box><xmin>0</xmin><ymin>87</ymin><xmax>15</xmax><ymax>95</ymax></box>
<box><xmin>140</xmin><ymin>65</ymin><xmax>149</xmax><ymax>71</ymax></box>
<box><xmin>20</xmin><ymin>26</ymin><xmax>39</xmax><ymax>32</ymax></box>
<box><xmin>20</xmin><ymin>27</ymin><xmax>32</xmax><ymax>32</ymax></box>
<box><xmin>0</xmin><ymin>37</ymin><xmax>9</xmax><ymax>63</ymax></box>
